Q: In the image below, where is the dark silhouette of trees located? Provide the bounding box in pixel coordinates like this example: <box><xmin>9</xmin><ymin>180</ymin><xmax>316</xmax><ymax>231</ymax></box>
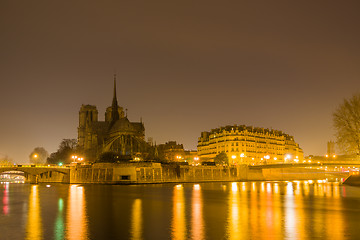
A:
<box><xmin>47</xmin><ymin>139</ymin><xmax>77</xmax><ymax>165</ymax></box>
<box><xmin>214</xmin><ymin>152</ymin><xmax>229</xmax><ymax>165</ymax></box>
<box><xmin>333</xmin><ymin>93</ymin><xmax>360</xmax><ymax>155</ymax></box>
<box><xmin>29</xmin><ymin>147</ymin><xmax>49</xmax><ymax>164</ymax></box>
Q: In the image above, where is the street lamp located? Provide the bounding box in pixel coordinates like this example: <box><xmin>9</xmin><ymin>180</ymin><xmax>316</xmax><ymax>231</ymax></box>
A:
<box><xmin>32</xmin><ymin>154</ymin><xmax>39</xmax><ymax>165</ymax></box>
<box><xmin>264</xmin><ymin>155</ymin><xmax>270</xmax><ymax>164</ymax></box>
<box><xmin>71</xmin><ymin>155</ymin><xmax>84</xmax><ymax>163</ymax></box>
<box><xmin>285</xmin><ymin>154</ymin><xmax>292</xmax><ymax>163</ymax></box>
<box><xmin>240</xmin><ymin>153</ymin><xmax>245</xmax><ymax>164</ymax></box>
<box><xmin>231</xmin><ymin>155</ymin><xmax>237</xmax><ymax>165</ymax></box>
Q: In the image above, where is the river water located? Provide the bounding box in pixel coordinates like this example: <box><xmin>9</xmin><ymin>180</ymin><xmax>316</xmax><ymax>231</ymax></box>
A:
<box><xmin>1</xmin><ymin>180</ymin><xmax>360</xmax><ymax>240</ymax></box>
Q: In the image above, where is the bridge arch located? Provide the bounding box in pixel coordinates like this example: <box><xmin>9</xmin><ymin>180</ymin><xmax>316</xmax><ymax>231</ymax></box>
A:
<box><xmin>0</xmin><ymin>166</ymin><xmax>70</xmax><ymax>183</ymax></box>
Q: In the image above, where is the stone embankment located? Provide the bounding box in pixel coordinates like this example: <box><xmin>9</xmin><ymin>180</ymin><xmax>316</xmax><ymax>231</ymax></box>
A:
<box><xmin>68</xmin><ymin>162</ymin><xmax>340</xmax><ymax>184</ymax></box>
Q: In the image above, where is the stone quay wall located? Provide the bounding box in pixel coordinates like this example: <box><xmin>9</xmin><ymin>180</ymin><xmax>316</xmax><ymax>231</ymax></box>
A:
<box><xmin>68</xmin><ymin>163</ymin><xmax>335</xmax><ymax>184</ymax></box>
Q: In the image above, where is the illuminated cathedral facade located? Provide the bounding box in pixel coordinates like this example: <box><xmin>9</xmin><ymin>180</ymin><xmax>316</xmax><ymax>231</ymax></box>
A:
<box><xmin>77</xmin><ymin>75</ymin><xmax>147</xmax><ymax>160</ymax></box>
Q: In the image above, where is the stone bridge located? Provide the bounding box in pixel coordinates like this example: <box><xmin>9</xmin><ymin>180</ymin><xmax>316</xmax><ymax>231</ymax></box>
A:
<box><xmin>249</xmin><ymin>162</ymin><xmax>360</xmax><ymax>181</ymax></box>
<box><xmin>249</xmin><ymin>161</ymin><xmax>360</xmax><ymax>169</ymax></box>
<box><xmin>0</xmin><ymin>165</ymin><xmax>70</xmax><ymax>183</ymax></box>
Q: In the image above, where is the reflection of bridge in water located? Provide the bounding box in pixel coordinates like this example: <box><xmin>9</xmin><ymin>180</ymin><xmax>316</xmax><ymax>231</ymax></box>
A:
<box><xmin>0</xmin><ymin>165</ymin><xmax>70</xmax><ymax>183</ymax></box>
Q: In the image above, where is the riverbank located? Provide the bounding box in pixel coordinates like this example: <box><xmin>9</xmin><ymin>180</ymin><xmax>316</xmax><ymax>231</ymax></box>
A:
<box><xmin>65</xmin><ymin>162</ymin><xmax>348</xmax><ymax>184</ymax></box>
<box><xmin>342</xmin><ymin>174</ymin><xmax>360</xmax><ymax>186</ymax></box>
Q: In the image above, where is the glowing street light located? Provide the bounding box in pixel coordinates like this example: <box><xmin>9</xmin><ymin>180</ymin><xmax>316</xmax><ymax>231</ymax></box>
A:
<box><xmin>71</xmin><ymin>155</ymin><xmax>84</xmax><ymax>162</ymax></box>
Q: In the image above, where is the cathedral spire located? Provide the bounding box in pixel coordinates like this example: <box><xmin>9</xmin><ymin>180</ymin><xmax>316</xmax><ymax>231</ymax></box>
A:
<box><xmin>111</xmin><ymin>74</ymin><xmax>120</xmax><ymax>122</ymax></box>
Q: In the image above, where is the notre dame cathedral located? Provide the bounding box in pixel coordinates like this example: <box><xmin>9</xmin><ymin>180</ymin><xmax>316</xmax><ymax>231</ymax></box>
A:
<box><xmin>77</xmin><ymin>75</ymin><xmax>150</xmax><ymax>161</ymax></box>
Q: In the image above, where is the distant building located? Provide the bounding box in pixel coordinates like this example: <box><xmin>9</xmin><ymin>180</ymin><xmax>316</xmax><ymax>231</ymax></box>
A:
<box><xmin>184</xmin><ymin>150</ymin><xmax>200</xmax><ymax>165</ymax></box>
<box><xmin>327</xmin><ymin>141</ymin><xmax>336</xmax><ymax>157</ymax></box>
<box><xmin>77</xmin><ymin>75</ymin><xmax>148</xmax><ymax>161</ymax></box>
<box><xmin>157</xmin><ymin>141</ymin><xmax>185</xmax><ymax>162</ymax></box>
<box><xmin>197</xmin><ymin>125</ymin><xmax>303</xmax><ymax>165</ymax></box>
<box><xmin>305</xmin><ymin>141</ymin><xmax>360</xmax><ymax>162</ymax></box>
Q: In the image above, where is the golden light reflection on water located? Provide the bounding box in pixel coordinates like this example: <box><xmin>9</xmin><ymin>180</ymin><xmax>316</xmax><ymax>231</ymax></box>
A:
<box><xmin>314</xmin><ymin>182</ymin><xmax>325</xmax><ymax>196</ymax></box>
<box><xmin>171</xmin><ymin>184</ymin><xmax>186</xmax><ymax>240</ymax></box>
<box><xmin>284</xmin><ymin>182</ymin><xmax>298</xmax><ymax>239</ymax></box>
<box><xmin>2</xmin><ymin>182</ymin><xmax>9</xmax><ymax>215</ymax></box>
<box><xmin>242</xmin><ymin>181</ymin><xmax>312</xmax><ymax>239</ymax></box>
<box><xmin>333</xmin><ymin>183</ymin><xmax>340</xmax><ymax>199</ymax></box>
<box><xmin>274</xmin><ymin>182</ymin><xmax>279</xmax><ymax>194</ymax></box>
<box><xmin>262</xmin><ymin>182</ymin><xmax>277</xmax><ymax>239</ymax></box>
<box><xmin>26</xmin><ymin>185</ymin><xmax>43</xmax><ymax>240</ymax></box>
<box><xmin>191</xmin><ymin>184</ymin><xmax>204</xmax><ymax>240</ymax></box>
<box><xmin>303</xmin><ymin>181</ymin><xmax>310</xmax><ymax>196</ymax></box>
<box><xmin>271</xmin><ymin>183</ymin><xmax>282</xmax><ymax>238</ymax></box>
<box><xmin>130</xmin><ymin>199</ymin><xmax>142</xmax><ymax>240</ymax></box>
<box><xmin>17</xmin><ymin>180</ymin><xmax>350</xmax><ymax>239</ymax></box>
<box><xmin>324</xmin><ymin>183</ymin><xmax>344</xmax><ymax>239</ymax></box>
<box><xmin>239</xmin><ymin>183</ymin><xmax>249</xmax><ymax>239</ymax></box>
<box><xmin>250</xmin><ymin>182</ymin><xmax>259</xmax><ymax>237</ymax></box>
<box><xmin>226</xmin><ymin>182</ymin><xmax>244</xmax><ymax>239</ymax></box>
<box><xmin>66</xmin><ymin>185</ymin><xmax>88</xmax><ymax>240</ymax></box>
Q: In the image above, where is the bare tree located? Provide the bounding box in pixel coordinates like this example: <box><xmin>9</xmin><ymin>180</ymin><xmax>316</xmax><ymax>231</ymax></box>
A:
<box><xmin>29</xmin><ymin>147</ymin><xmax>49</xmax><ymax>164</ymax></box>
<box><xmin>59</xmin><ymin>139</ymin><xmax>77</xmax><ymax>151</ymax></box>
<box><xmin>333</xmin><ymin>93</ymin><xmax>360</xmax><ymax>155</ymax></box>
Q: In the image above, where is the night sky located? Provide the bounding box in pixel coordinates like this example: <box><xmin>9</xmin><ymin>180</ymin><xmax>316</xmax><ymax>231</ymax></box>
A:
<box><xmin>1</xmin><ymin>1</ymin><xmax>360</xmax><ymax>163</ymax></box>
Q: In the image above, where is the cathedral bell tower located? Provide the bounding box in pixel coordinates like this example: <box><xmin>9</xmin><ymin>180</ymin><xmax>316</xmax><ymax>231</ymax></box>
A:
<box><xmin>78</xmin><ymin>104</ymin><xmax>98</xmax><ymax>148</ymax></box>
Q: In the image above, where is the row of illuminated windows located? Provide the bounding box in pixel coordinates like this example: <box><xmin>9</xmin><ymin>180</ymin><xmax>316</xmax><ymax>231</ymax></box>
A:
<box><xmin>206</xmin><ymin>139</ymin><xmax>285</xmax><ymax>146</ymax></box>
<box><xmin>198</xmin><ymin>144</ymin><xmax>297</xmax><ymax>152</ymax></box>
<box><xmin>208</xmin><ymin>135</ymin><xmax>286</xmax><ymax>142</ymax></box>
<box><xmin>215</xmin><ymin>144</ymin><xmax>284</xmax><ymax>150</ymax></box>
<box><xmin>199</xmin><ymin>143</ymin><xmax>287</xmax><ymax>152</ymax></box>
<box><xmin>199</xmin><ymin>147</ymin><xmax>283</xmax><ymax>154</ymax></box>
<box><xmin>209</xmin><ymin>131</ymin><xmax>286</xmax><ymax>137</ymax></box>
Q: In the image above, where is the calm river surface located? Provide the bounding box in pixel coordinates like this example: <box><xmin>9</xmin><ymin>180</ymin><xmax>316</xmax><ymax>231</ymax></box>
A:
<box><xmin>1</xmin><ymin>181</ymin><xmax>360</xmax><ymax>240</ymax></box>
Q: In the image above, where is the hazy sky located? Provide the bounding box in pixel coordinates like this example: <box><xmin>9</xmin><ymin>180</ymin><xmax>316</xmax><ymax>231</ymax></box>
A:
<box><xmin>1</xmin><ymin>1</ymin><xmax>360</xmax><ymax>163</ymax></box>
